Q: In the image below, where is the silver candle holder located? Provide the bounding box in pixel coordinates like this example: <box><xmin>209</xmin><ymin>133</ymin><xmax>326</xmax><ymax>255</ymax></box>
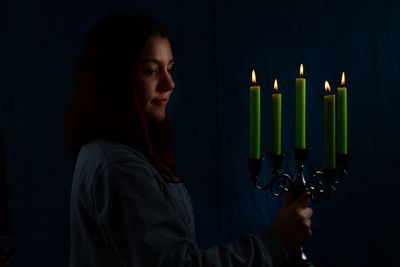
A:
<box><xmin>247</xmin><ymin>148</ymin><xmax>348</xmax><ymax>267</ymax></box>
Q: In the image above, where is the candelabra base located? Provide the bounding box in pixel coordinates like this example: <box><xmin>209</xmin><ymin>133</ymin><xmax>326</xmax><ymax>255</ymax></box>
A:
<box><xmin>279</xmin><ymin>246</ymin><xmax>315</xmax><ymax>267</ymax></box>
<box><xmin>281</xmin><ymin>261</ymin><xmax>315</xmax><ymax>267</ymax></box>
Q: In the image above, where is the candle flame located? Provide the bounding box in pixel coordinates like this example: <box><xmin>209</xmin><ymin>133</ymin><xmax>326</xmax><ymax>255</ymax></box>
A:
<box><xmin>251</xmin><ymin>69</ymin><xmax>257</xmax><ymax>84</ymax></box>
<box><xmin>341</xmin><ymin>72</ymin><xmax>346</xmax><ymax>86</ymax></box>
<box><xmin>300</xmin><ymin>64</ymin><xmax>304</xmax><ymax>76</ymax></box>
<box><xmin>325</xmin><ymin>81</ymin><xmax>331</xmax><ymax>92</ymax></box>
<box><xmin>273</xmin><ymin>79</ymin><xmax>278</xmax><ymax>92</ymax></box>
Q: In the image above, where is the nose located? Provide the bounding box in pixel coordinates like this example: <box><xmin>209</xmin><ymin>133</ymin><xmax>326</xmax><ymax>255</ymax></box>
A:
<box><xmin>158</xmin><ymin>70</ymin><xmax>175</xmax><ymax>92</ymax></box>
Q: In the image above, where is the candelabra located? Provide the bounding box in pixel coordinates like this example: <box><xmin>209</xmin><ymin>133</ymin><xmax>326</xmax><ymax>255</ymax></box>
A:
<box><xmin>247</xmin><ymin>149</ymin><xmax>348</xmax><ymax>267</ymax></box>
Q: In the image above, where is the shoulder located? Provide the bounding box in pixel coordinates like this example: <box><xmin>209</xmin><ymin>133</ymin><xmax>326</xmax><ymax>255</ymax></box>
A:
<box><xmin>79</xmin><ymin>139</ymin><xmax>149</xmax><ymax>166</ymax></box>
<box><xmin>73</xmin><ymin>139</ymin><xmax>159</xmax><ymax>189</ymax></box>
<box><xmin>84</xmin><ymin>140</ymin><xmax>166</xmax><ymax>198</ymax></box>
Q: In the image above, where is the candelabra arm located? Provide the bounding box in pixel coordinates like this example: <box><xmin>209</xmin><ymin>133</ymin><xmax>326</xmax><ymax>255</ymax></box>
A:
<box><xmin>248</xmin><ymin>158</ymin><xmax>270</xmax><ymax>191</ymax></box>
<box><xmin>246</xmin><ymin>148</ymin><xmax>349</xmax><ymax>267</ymax></box>
<box><xmin>269</xmin><ymin>154</ymin><xmax>293</xmax><ymax>196</ymax></box>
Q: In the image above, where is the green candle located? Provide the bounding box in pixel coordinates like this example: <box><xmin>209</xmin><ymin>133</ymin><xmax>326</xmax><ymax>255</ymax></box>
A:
<box><xmin>324</xmin><ymin>81</ymin><xmax>336</xmax><ymax>169</ymax></box>
<box><xmin>272</xmin><ymin>79</ymin><xmax>282</xmax><ymax>155</ymax></box>
<box><xmin>249</xmin><ymin>70</ymin><xmax>261</xmax><ymax>159</ymax></box>
<box><xmin>295</xmin><ymin>64</ymin><xmax>306</xmax><ymax>149</ymax></box>
<box><xmin>337</xmin><ymin>72</ymin><xmax>348</xmax><ymax>154</ymax></box>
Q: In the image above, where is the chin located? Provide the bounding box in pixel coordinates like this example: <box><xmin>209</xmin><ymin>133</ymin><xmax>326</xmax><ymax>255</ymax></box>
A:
<box><xmin>146</xmin><ymin>107</ymin><xmax>166</xmax><ymax>122</ymax></box>
<box><xmin>150</xmin><ymin>113</ymin><xmax>166</xmax><ymax>122</ymax></box>
<box><xmin>155</xmin><ymin>117</ymin><xmax>165</xmax><ymax>122</ymax></box>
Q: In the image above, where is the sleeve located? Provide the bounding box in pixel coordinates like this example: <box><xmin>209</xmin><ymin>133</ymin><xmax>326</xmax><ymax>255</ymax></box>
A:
<box><xmin>92</xmin><ymin>161</ymin><xmax>288</xmax><ymax>267</ymax></box>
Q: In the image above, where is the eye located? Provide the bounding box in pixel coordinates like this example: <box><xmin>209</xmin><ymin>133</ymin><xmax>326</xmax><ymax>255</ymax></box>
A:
<box><xmin>143</xmin><ymin>68</ymin><xmax>158</xmax><ymax>76</ymax></box>
<box><xmin>167</xmin><ymin>65</ymin><xmax>175</xmax><ymax>74</ymax></box>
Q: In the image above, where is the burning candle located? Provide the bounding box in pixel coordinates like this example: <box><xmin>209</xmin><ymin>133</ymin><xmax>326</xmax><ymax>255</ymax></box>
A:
<box><xmin>295</xmin><ymin>64</ymin><xmax>306</xmax><ymax>149</ymax></box>
<box><xmin>337</xmin><ymin>72</ymin><xmax>348</xmax><ymax>155</ymax></box>
<box><xmin>272</xmin><ymin>79</ymin><xmax>282</xmax><ymax>155</ymax></box>
<box><xmin>324</xmin><ymin>81</ymin><xmax>336</xmax><ymax>169</ymax></box>
<box><xmin>249</xmin><ymin>70</ymin><xmax>261</xmax><ymax>159</ymax></box>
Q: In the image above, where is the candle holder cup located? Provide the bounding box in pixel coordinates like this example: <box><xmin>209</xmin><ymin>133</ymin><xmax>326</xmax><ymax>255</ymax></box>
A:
<box><xmin>247</xmin><ymin>148</ymin><xmax>348</xmax><ymax>267</ymax></box>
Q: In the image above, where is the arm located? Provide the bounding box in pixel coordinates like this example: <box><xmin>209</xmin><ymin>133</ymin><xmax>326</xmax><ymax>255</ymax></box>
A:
<box><xmin>92</xmin><ymin>161</ymin><xmax>287</xmax><ymax>267</ymax></box>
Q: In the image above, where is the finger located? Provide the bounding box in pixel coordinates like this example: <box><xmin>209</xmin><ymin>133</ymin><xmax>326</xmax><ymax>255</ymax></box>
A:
<box><xmin>308</xmin><ymin>219</ymin><xmax>312</xmax><ymax>236</ymax></box>
<box><xmin>302</xmin><ymin>219</ymin><xmax>312</xmax><ymax>238</ymax></box>
<box><xmin>300</xmin><ymin>207</ymin><xmax>313</xmax><ymax>219</ymax></box>
<box><xmin>307</xmin><ymin>228</ymin><xmax>312</xmax><ymax>238</ymax></box>
<box><xmin>303</xmin><ymin>218</ymin><xmax>311</xmax><ymax>228</ymax></box>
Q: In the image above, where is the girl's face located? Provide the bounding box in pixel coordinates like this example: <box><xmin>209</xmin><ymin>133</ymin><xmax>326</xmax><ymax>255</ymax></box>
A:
<box><xmin>136</xmin><ymin>36</ymin><xmax>175</xmax><ymax>122</ymax></box>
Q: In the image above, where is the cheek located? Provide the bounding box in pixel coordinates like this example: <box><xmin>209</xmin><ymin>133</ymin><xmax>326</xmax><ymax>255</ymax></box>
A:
<box><xmin>135</xmin><ymin>80</ymin><xmax>152</xmax><ymax>106</ymax></box>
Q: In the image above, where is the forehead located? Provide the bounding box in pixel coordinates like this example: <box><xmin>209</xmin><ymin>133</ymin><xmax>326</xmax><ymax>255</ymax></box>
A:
<box><xmin>142</xmin><ymin>36</ymin><xmax>173</xmax><ymax>61</ymax></box>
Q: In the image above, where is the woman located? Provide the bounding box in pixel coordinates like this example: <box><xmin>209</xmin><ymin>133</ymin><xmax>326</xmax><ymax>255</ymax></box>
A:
<box><xmin>64</xmin><ymin>13</ymin><xmax>313</xmax><ymax>267</ymax></box>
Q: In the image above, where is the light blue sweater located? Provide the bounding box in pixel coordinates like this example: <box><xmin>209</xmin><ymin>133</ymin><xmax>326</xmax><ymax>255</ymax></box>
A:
<box><xmin>69</xmin><ymin>139</ymin><xmax>287</xmax><ymax>266</ymax></box>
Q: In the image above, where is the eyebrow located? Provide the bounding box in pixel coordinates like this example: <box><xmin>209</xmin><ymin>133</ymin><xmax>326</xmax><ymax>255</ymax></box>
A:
<box><xmin>143</xmin><ymin>58</ymin><xmax>175</xmax><ymax>65</ymax></box>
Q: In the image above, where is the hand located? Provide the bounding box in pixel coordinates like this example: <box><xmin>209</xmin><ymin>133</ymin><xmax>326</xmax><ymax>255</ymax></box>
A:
<box><xmin>269</xmin><ymin>192</ymin><xmax>313</xmax><ymax>251</ymax></box>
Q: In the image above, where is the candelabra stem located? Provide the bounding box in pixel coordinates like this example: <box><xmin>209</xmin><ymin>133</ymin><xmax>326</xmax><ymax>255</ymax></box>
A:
<box><xmin>283</xmin><ymin>148</ymin><xmax>314</xmax><ymax>267</ymax></box>
<box><xmin>292</xmin><ymin>162</ymin><xmax>307</xmax><ymax>198</ymax></box>
<box><xmin>246</xmin><ymin>148</ymin><xmax>348</xmax><ymax>267</ymax></box>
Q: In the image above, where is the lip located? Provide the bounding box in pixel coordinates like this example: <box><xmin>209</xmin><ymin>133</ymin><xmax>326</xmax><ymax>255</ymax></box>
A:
<box><xmin>152</xmin><ymin>98</ymin><xmax>168</xmax><ymax>105</ymax></box>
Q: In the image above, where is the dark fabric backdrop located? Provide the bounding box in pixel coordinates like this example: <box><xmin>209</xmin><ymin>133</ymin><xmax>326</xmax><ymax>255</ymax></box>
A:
<box><xmin>2</xmin><ymin>0</ymin><xmax>400</xmax><ymax>266</ymax></box>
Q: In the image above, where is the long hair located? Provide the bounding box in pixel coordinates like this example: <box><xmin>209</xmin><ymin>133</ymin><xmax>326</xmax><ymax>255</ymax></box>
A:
<box><xmin>63</xmin><ymin>13</ymin><xmax>178</xmax><ymax>181</ymax></box>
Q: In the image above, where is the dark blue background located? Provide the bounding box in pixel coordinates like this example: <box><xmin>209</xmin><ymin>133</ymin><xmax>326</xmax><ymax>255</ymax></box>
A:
<box><xmin>2</xmin><ymin>0</ymin><xmax>400</xmax><ymax>266</ymax></box>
